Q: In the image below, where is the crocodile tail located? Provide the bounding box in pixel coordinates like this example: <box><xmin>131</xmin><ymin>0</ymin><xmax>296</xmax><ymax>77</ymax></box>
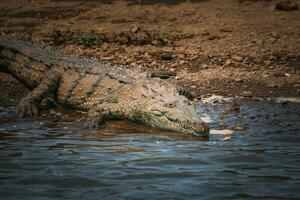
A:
<box><xmin>0</xmin><ymin>35</ymin><xmax>50</xmax><ymax>89</ymax></box>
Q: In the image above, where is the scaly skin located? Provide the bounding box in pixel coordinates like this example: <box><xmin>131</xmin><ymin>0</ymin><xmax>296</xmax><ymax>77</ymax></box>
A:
<box><xmin>0</xmin><ymin>36</ymin><xmax>209</xmax><ymax>136</ymax></box>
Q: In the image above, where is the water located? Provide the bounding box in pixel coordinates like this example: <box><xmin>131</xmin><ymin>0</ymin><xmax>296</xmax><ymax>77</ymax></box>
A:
<box><xmin>0</xmin><ymin>98</ymin><xmax>299</xmax><ymax>200</ymax></box>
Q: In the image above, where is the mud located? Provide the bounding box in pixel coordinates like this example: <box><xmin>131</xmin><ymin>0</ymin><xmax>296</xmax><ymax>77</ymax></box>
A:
<box><xmin>0</xmin><ymin>0</ymin><xmax>300</xmax><ymax>99</ymax></box>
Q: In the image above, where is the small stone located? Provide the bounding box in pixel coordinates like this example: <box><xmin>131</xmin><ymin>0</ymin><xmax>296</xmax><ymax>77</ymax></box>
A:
<box><xmin>234</xmin><ymin>78</ymin><xmax>243</xmax><ymax>83</ymax></box>
<box><xmin>269</xmin><ymin>55</ymin><xmax>275</xmax><ymax>60</ymax></box>
<box><xmin>150</xmin><ymin>61</ymin><xmax>157</xmax><ymax>66</ymax></box>
<box><xmin>275</xmin><ymin>0</ymin><xmax>299</xmax><ymax>11</ymax></box>
<box><xmin>232</xmin><ymin>55</ymin><xmax>243</xmax><ymax>62</ymax></box>
<box><xmin>177</xmin><ymin>54</ymin><xmax>185</xmax><ymax>59</ymax></box>
<box><xmin>221</xmin><ymin>136</ymin><xmax>232</xmax><ymax>141</ymax></box>
<box><xmin>233</xmin><ymin>126</ymin><xmax>247</xmax><ymax>131</ymax></box>
<box><xmin>249</xmin><ymin>52</ymin><xmax>257</xmax><ymax>58</ymax></box>
<box><xmin>264</xmin><ymin>60</ymin><xmax>272</xmax><ymax>66</ymax></box>
<box><xmin>219</xmin><ymin>27</ymin><xmax>233</xmax><ymax>33</ymax></box>
<box><xmin>210</xmin><ymin>129</ymin><xmax>233</xmax><ymax>135</ymax></box>
<box><xmin>271</xmin><ymin>31</ymin><xmax>280</xmax><ymax>39</ymax></box>
<box><xmin>242</xmin><ymin>91</ymin><xmax>253</xmax><ymax>97</ymax></box>
<box><xmin>201</xmin><ymin>30</ymin><xmax>210</xmax><ymax>36</ymax></box>
<box><xmin>202</xmin><ymin>64</ymin><xmax>208</xmax><ymax>68</ymax></box>
<box><xmin>207</xmin><ymin>35</ymin><xmax>220</xmax><ymax>41</ymax></box>
<box><xmin>273</xmin><ymin>72</ymin><xmax>289</xmax><ymax>77</ymax></box>
<box><xmin>269</xmin><ymin>83</ymin><xmax>279</xmax><ymax>88</ymax></box>
<box><xmin>294</xmin><ymin>84</ymin><xmax>300</xmax><ymax>87</ymax></box>
<box><xmin>102</xmin><ymin>42</ymin><xmax>109</xmax><ymax>50</ymax></box>
<box><xmin>257</xmin><ymin>39</ymin><xmax>264</xmax><ymax>45</ymax></box>
<box><xmin>228</xmin><ymin>103</ymin><xmax>240</xmax><ymax>112</ymax></box>
<box><xmin>225</xmin><ymin>59</ymin><xmax>232</xmax><ymax>66</ymax></box>
<box><xmin>270</xmin><ymin>37</ymin><xmax>276</xmax><ymax>43</ymax></box>
<box><xmin>151</xmin><ymin>40</ymin><xmax>160</xmax><ymax>46</ymax></box>
<box><xmin>131</xmin><ymin>25</ymin><xmax>140</xmax><ymax>33</ymax></box>
<box><xmin>160</xmin><ymin>52</ymin><xmax>173</xmax><ymax>60</ymax></box>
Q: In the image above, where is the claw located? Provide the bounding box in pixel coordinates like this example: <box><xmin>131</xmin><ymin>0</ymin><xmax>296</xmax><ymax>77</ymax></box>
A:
<box><xmin>16</xmin><ymin>98</ymin><xmax>38</xmax><ymax>118</ymax></box>
<box><xmin>88</xmin><ymin>109</ymin><xmax>104</xmax><ymax>129</ymax></box>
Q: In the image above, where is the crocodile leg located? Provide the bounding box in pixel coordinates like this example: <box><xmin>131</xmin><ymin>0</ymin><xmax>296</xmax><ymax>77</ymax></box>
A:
<box><xmin>16</xmin><ymin>70</ymin><xmax>61</xmax><ymax>117</ymax></box>
<box><xmin>178</xmin><ymin>87</ymin><xmax>196</xmax><ymax>101</ymax></box>
<box><xmin>88</xmin><ymin>103</ymin><xmax>126</xmax><ymax>128</ymax></box>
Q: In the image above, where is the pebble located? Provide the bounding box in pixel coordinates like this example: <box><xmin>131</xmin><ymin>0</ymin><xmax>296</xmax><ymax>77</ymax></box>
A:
<box><xmin>275</xmin><ymin>0</ymin><xmax>299</xmax><ymax>11</ymax></box>
<box><xmin>232</xmin><ymin>55</ymin><xmax>243</xmax><ymax>62</ymax></box>
<box><xmin>242</xmin><ymin>91</ymin><xmax>253</xmax><ymax>97</ymax></box>
<box><xmin>160</xmin><ymin>52</ymin><xmax>173</xmax><ymax>60</ymax></box>
<box><xmin>210</xmin><ymin>129</ymin><xmax>233</xmax><ymax>135</ymax></box>
<box><xmin>225</xmin><ymin>59</ymin><xmax>232</xmax><ymax>66</ymax></box>
<box><xmin>207</xmin><ymin>35</ymin><xmax>220</xmax><ymax>41</ymax></box>
<box><xmin>221</xmin><ymin>136</ymin><xmax>231</xmax><ymax>141</ymax></box>
<box><xmin>131</xmin><ymin>25</ymin><xmax>140</xmax><ymax>33</ymax></box>
<box><xmin>271</xmin><ymin>31</ymin><xmax>280</xmax><ymax>39</ymax></box>
<box><xmin>274</xmin><ymin>72</ymin><xmax>289</xmax><ymax>77</ymax></box>
<box><xmin>264</xmin><ymin>60</ymin><xmax>272</xmax><ymax>66</ymax></box>
<box><xmin>234</xmin><ymin>78</ymin><xmax>243</xmax><ymax>83</ymax></box>
<box><xmin>201</xmin><ymin>30</ymin><xmax>210</xmax><ymax>36</ymax></box>
<box><xmin>233</xmin><ymin>126</ymin><xmax>247</xmax><ymax>131</ymax></box>
<box><xmin>219</xmin><ymin>27</ymin><xmax>233</xmax><ymax>33</ymax></box>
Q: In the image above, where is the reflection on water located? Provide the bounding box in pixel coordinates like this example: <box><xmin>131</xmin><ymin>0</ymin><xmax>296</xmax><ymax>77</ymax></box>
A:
<box><xmin>0</xmin><ymin>98</ymin><xmax>299</xmax><ymax>200</ymax></box>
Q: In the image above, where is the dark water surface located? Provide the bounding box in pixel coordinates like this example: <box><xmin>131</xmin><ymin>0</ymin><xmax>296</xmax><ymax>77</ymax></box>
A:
<box><xmin>0</xmin><ymin>98</ymin><xmax>299</xmax><ymax>200</ymax></box>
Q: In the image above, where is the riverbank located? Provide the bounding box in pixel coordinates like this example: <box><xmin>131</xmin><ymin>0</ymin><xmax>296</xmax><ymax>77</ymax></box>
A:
<box><xmin>0</xmin><ymin>0</ymin><xmax>299</xmax><ymax>106</ymax></box>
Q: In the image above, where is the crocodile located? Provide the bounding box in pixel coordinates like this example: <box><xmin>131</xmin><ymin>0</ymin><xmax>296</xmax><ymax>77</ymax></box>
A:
<box><xmin>0</xmin><ymin>35</ymin><xmax>209</xmax><ymax>136</ymax></box>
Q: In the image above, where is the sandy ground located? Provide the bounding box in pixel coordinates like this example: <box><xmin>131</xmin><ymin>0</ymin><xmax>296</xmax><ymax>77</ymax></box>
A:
<box><xmin>0</xmin><ymin>0</ymin><xmax>300</xmax><ymax>107</ymax></box>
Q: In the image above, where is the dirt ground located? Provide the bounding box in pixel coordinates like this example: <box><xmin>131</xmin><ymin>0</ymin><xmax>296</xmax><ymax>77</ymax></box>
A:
<box><xmin>0</xmin><ymin>0</ymin><xmax>300</xmax><ymax>106</ymax></box>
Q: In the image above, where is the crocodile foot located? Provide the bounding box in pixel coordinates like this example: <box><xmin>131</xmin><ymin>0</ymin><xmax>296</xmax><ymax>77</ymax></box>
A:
<box><xmin>87</xmin><ymin>108</ymin><xmax>105</xmax><ymax>128</ymax></box>
<box><xmin>16</xmin><ymin>98</ymin><xmax>38</xmax><ymax>118</ymax></box>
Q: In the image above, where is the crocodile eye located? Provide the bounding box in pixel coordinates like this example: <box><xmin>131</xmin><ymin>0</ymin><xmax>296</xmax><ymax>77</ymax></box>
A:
<box><xmin>151</xmin><ymin>110</ymin><xmax>164</xmax><ymax>116</ymax></box>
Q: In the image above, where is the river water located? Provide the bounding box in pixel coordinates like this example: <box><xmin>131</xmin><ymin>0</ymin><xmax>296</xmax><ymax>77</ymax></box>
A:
<box><xmin>0</xmin><ymin>97</ymin><xmax>299</xmax><ymax>200</ymax></box>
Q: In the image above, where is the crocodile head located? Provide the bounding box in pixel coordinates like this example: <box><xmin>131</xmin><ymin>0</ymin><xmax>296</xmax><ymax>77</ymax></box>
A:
<box><xmin>129</xmin><ymin>79</ymin><xmax>209</xmax><ymax>136</ymax></box>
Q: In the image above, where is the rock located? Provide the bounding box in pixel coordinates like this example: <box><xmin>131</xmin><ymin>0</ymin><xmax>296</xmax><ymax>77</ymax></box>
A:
<box><xmin>271</xmin><ymin>31</ymin><xmax>280</xmax><ymax>39</ymax></box>
<box><xmin>131</xmin><ymin>25</ymin><xmax>140</xmax><ymax>33</ymax></box>
<box><xmin>201</xmin><ymin>30</ymin><xmax>210</xmax><ymax>36</ymax></box>
<box><xmin>264</xmin><ymin>60</ymin><xmax>272</xmax><ymax>66</ymax></box>
<box><xmin>225</xmin><ymin>59</ymin><xmax>232</xmax><ymax>66</ymax></box>
<box><xmin>221</xmin><ymin>136</ymin><xmax>231</xmax><ymax>141</ymax></box>
<box><xmin>150</xmin><ymin>71</ymin><xmax>176</xmax><ymax>79</ymax></box>
<box><xmin>207</xmin><ymin>35</ymin><xmax>220</xmax><ymax>41</ymax></box>
<box><xmin>294</xmin><ymin>83</ymin><xmax>300</xmax><ymax>87</ymax></box>
<box><xmin>228</xmin><ymin>102</ymin><xmax>240</xmax><ymax>112</ymax></box>
<box><xmin>249</xmin><ymin>52</ymin><xmax>257</xmax><ymax>58</ymax></box>
<box><xmin>210</xmin><ymin>129</ymin><xmax>233</xmax><ymax>135</ymax></box>
<box><xmin>269</xmin><ymin>55</ymin><xmax>275</xmax><ymax>60</ymax></box>
<box><xmin>273</xmin><ymin>72</ymin><xmax>289</xmax><ymax>77</ymax></box>
<box><xmin>275</xmin><ymin>1</ymin><xmax>299</xmax><ymax>11</ymax></box>
<box><xmin>232</xmin><ymin>55</ymin><xmax>243</xmax><ymax>62</ymax></box>
<box><xmin>101</xmin><ymin>42</ymin><xmax>109</xmax><ymax>50</ymax></box>
<box><xmin>233</xmin><ymin>126</ymin><xmax>247</xmax><ymax>131</ymax></box>
<box><xmin>219</xmin><ymin>27</ymin><xmax>233</xmax><ymax>33</ymax></box>
<box><xmin>234</xmin><ymin>78</ymin><xmax>243</xmax><ymax>83</ymax></box>
<box><xmin>177</xmin><ymin>54</ymin><xmax>185</xmax><ymax>59</ymax></box>
<box><xmin>160</xmin><ymin>52</ymin><xmax>173</xmax><ymax>60</ymax></box>
<box><xmin>242</xmin><ymin>91</ymin><xmax>252</xmax><ymax>97</ymax></box>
